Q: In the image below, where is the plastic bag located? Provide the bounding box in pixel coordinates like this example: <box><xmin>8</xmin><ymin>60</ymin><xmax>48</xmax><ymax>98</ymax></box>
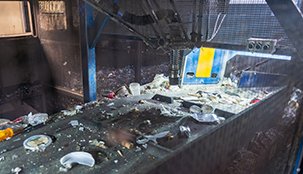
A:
<box><xmin>28</xmin><ymin>112</ymin><xmax>48</xmax><ymax>126</ymax></box>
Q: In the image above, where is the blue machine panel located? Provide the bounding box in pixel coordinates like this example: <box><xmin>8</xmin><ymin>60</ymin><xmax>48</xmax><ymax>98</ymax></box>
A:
<box><xmin>180</xmin><ymin>47</ymin><xmax>291</xmax><ymax>87</ymax></box>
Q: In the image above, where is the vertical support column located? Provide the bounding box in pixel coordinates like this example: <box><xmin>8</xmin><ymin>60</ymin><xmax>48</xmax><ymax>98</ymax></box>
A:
<box><xmin>266</xmin><ymin>0</ymin><xmax>303</xmax><ymax>60</ymax></box>
<box><xmin>79</xmin><ymin>0</ymin><xmax>97</xmax><ymax>102</ymax></box>
<box><xmin>135</xmin><ymin>41</ymin><xmax>142</xmax><ymax>84</ymax></box>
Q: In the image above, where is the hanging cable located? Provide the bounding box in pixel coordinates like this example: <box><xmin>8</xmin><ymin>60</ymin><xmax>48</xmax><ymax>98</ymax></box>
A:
<box><xmin>207</xmin><ymin>12</ymin><xmax>226</xmax><ymax>42</ymax></box>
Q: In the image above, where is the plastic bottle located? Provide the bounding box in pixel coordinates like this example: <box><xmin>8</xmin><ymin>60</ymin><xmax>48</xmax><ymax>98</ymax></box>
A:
<box><xmin>0</xmin><ymin>122</ymin><xmax>25</xmax><ymax>142</ymax></box>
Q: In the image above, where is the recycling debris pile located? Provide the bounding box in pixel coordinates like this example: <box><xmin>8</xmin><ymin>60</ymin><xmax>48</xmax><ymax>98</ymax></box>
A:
<box><xmin>0</xmin><ymin>83</ymin><xmax>295</xmax><ymax>173</ymax></box>
<box><xmin>96</xmin><ymin>64</ymin><xmax>169</xmax><ymax>98</ymax></box>
<box><xmin>62</xmin><ymin>63</ymin><xmax>170</xmax><ymax>98</ymax></box>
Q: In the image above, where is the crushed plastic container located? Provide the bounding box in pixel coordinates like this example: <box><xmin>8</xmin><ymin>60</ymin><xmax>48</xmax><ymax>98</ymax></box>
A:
<box><xmin>23</xmin><ymin>135</ymin><xmax>52</xmax><ymax>151</ymax></box>
<box><xmin>129</xmin><ymin>83</ymin><xmax>140</xmax><ymax>96</ymax></box>
<box><xmin>28</xmin><ymin>112</ymin><xmax>48</xmax><ymax>126</ymax></box>
<box><xmin>136</xmin><ymin>131</ymin><xmax>170</xmax><ymax>144</ymax></box>
<box><xmin>60</xmin><ymin>151</ymin><xmax>95</xmax><ymax>169</ymax></box>
<box><xmin>191</xmin><ymin>113</ymin><xmax>220</xmax><ymax>123</ymax></box>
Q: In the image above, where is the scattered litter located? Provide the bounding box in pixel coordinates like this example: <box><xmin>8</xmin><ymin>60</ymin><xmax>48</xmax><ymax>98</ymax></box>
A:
<box><xmin>60</xmin><ymin>151</ymin><xmax>95</xmax><ymax>169</ymax></box>
<box><xmin>79</xmin><ymin>127</ymin><xmax>84</xmax><ymax>131</ymax></box>
<box><xmin>218</xmin><ymin>117</ymin><xmax>226</xmax><ymax>123</ymax></box>
<box><xmin>76</xmin><ymin>146</ymin><xmax>80</xmax><ymax>151</ymax></box>
<box><xmin>115</xmin><ymin>86</ymin><xmax>130</xmax><ymax>98</ymax></box>
<box><xmin>121</xmin><ymin>141</ymin><xmax>133</xmax><ymax>149</ymax></box>
<box><xmin>58</xmin><ymin>148</ymin><xmax>62</xmax><ymax>151</ymax></box>
<box><xmin>13</xmin><ymin>138</ymin><xmax>21</xmax><ymax>142</ymax></box>
<box><xmin>0</xmin><ymin>156</ymin><xmax>5</xmax><ymax>161</ymax></box>
<box><xmin>145</xmin><ymin>74</ymin><xmax>169</xmax><ymax>89</ymax></box>
<box><xmin>80</xmin><ymin>139</ymin><xmax>85</xmax><ymax>142</ymax></box>
<box><xmin>139</xmin><ymin>100</ymin><xmax>146</xmax><ymax>104</ymax></box>
<box><xmin>59</xmin><ymin>166</ymin><xmax>69</xmax><ymax>172</ymax></box>
<box><xmin>107</xmin><ymin>93</ymin><xmax>116</xmax><ymax>98</ymax></box>
<box><xmin>189</xmin><ymin>105</ymin><xmax>202</xmax><ymax>114</ymax></box>
<box><xmin>201</xmin><ymin>104</ymin><xmax>214</xmax><ymax>114</ymax></box>
<box><xmin>23</xmin><ymin>135</ymin><xmax>52</xmax><ymax>152</ymax></box>
<box><xmin>250</xmin><ymin>97</ymin><xmax>261</xmax><ymax>104</ymax></box>
<box><xmin>142</xmin><ymin>144</ymin><xmax>148</xmax><ymax>149</ymax></box>
<box><xmin>12</xmin><ymin>155</ymin><xmax>18</xmax><ymax>160</ymax></box>
<box><xmin>107</xmin><ymin>103</ymin><xmax>114</xmax><ymax>107</ymax></box>
<box><xmin>11</xmin><ymin>167</ymin><xmax>22</xmax><ymax>174</ymax></box>
<box><xmin>136</xmin><ymin>131</ymin><xmax>170</xmax><ymax>144</ymax></box>
<box><xmin>135</xmin><ymin>146</ymin><xmax>142</xmax><ymax>152</ymax></box>
<box><xmin>143</xmin><ymin>120</ymin><xmax>151</xmax><ymax>125</ymax></box>
<box><xmin>114</xmin><ymin>160</ymin><xmax>118</xmax><ymax>164</ymax></box>
<box><xmin>28</xmin><ymin>112</ymin><xmax>48</xmax><ymax>126</ymax></box>
<box><xmin>191</xmin><ymin>113</ymin><xmax>220</xmax><ymax>124</ymax></box>
<box><xmin>129</xmin><ymin>83</ymin><xmax>141</xmax><ymax>96</ymax></box>
<box><xmin>160</xmin><ymin>105</ymin><xmax>171</xmax><ymax>116</ymax></box>
<box><xmin>69</xmin><ymin>120</ymin><xmax>79</xmax><ymax>126</ymax></box>
<box><xmin>74</xmin><ymin>105</ymin><xmax>83</xmax><ymax>110</ymax></box>
<box><xmin>62</xmin><ymin>110</ymin><xmax>77</xmax><ymax>116</ymax></box>
<box><xmin>179</xmin><ymin>126</ymin><xmax>191</xmax><ymax>138</ymax></box>
<box><xmin>181</xmin><ymin>96</ymin><xmax>200</xmax><ymax>101</ymax></box>
<box><xmin>117</xmin><ymin>150</ymin><xmax>123</xmax><ymax>157</ymax></box>
<box><xmin>89</xmin><ymin>139</ymin><xmax>108</xmax><ymax>149</ymax></box>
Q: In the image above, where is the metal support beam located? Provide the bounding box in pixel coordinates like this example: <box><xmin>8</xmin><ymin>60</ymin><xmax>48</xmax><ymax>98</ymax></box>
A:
<box><xmin>83</xmin><ymin>0</ymin><xmax>159</xmax><ymax>49</ymax></box>
<box><xmin>266</xmin><ymin>0</ymin><xmax>303</xmax><ymax>60</ymax></box>
<box><xmin>88</xmin><ymin>0</ymin><xmax>119</xmax><ymax>48</ymax></box>
<box><xmin>79</xmin><ymin>0</ymin><xmax>97</xmax><ymax>102</ymax></box>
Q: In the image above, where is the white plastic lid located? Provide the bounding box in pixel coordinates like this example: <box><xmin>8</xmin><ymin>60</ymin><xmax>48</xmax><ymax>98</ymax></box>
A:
<box><xmin>23</xmin><ymin>135</ymin><xmax>52</xmax><ymax>151</ymax></box>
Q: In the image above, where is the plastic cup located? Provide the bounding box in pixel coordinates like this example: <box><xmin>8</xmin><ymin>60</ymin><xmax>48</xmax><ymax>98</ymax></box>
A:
<box><xmin>129</xmin><ymin>83</ymin><xmax>140</xmax><ymax>96</ymax></box>
<box><xmin>201</xmin><ymin>104</ymin><xmax>214</xmax><ymax>114</ymax></box>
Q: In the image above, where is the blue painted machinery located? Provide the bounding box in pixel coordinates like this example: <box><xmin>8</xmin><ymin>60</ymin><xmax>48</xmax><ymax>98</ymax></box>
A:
<box><xmin>180</xmin><ymin>47</ymin><xmax>291</xmax><ymax>87</ymax></box>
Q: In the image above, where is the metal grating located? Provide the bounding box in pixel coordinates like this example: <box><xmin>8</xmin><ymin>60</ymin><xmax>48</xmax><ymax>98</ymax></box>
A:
<box><xmin>204</xmin><ymin>0</ymin><xmax>300</xmax><ymax>50</ymax></box>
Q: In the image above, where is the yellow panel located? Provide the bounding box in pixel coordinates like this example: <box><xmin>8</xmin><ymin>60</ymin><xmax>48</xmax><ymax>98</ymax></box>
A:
<box><xmin>196</xmin><ymin>47</ymin><xmax>215</xmax><ymax>77</ymax></box>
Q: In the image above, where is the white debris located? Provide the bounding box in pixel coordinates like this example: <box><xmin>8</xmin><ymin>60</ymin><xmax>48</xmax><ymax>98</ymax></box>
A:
<box><xmin>62</xmin><ymin>110</ymin><xmax>77</xmax><ymax>116</ymax></box>
<box><xmin>79</xmin><ymin>127</ymin><xmax>84</xmax><ymax>131</ymax></box>
<box><xmin>114</xmin><ymin>160</ymin><xmax>118</xmax><ymax>164</ymax></box>
<box><xmin>135</xmin><ymin>146</ymin><xmax>142</xmax><ymax>152</ymax></box>
<box><xmin>28</xmin><ymin>112</ymin><xmax>48</xmax><ymax>126</ymax></box>
<box><xmin>11</xmin><ymin>167</ymin><xmax>22</xmax><ymax>174</ymax></box>
<box><xmin>148</xmin><ymin>74</ymin><xmax>169</xmax><ymax>88</ymax></box>
<box><xmin>107</xmin><ymin>103</ymin><xmax>114</xmax><ymax>106</ymax></box>
<box><xmin>13</xmin><ymin>138</ymin><xmax>21</xmax><ymax>142</ymax></box>
<box><xmin>59</xmin><ymin>166</ymin><xmax>69</xmax><ymax>172</ymax></box>
<box><xmin>69</xmin><ymin>120</ymin><xmax>79</xmax><ymax>126</ymax></box>
<box><xmin>74</xmin><ymin>105</ymin><xmax>83</xmax><ymax>110</ymax></box>
<box><xmin>142</xmin><ymin>144</ymin><xmax>148</xmax><ymax>149</ymax></box>
<box><xmin>0</xmin><ymin>156</ymin><xmax>5</xmax><ymax>161</ymax></box>
<box><xmin>12</xmin><ymin>155</ymin><xmax>18</xmax><ymax>160</ymax></box>
<box><xmin>60</xmin><ymin>152</ymin><xmax>95</xmax><ymax>169</ymax></box>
